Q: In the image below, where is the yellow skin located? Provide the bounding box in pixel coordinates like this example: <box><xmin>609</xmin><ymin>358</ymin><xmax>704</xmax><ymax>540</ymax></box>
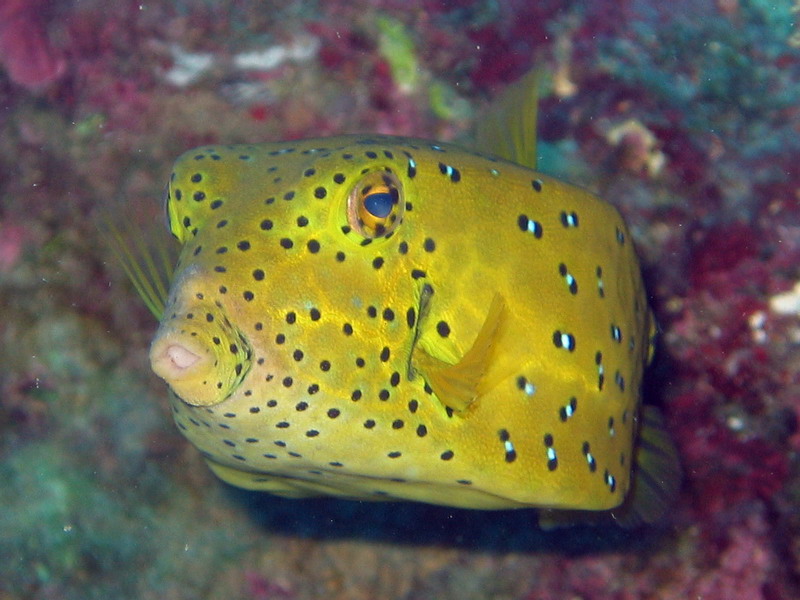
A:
<box><xmin>150</xmin><ymin>135</ymin><xmax>655</xmax><ymax>511</ymax></box>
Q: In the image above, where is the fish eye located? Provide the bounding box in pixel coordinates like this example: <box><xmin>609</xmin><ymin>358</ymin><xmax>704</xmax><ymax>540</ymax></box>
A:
<box><xmin>364</xmin><ymin>191</ymin><xmax>393</xmax><ymax>219</ymax></box>
<box><xmin>347</xmin><ymin>171</ymin><xmax>404</xmax><ymax>238</ymax></box>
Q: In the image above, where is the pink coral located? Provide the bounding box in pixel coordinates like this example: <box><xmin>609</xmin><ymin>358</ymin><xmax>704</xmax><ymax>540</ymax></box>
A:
<box><xmin>0</xmin><ymin>0</ymin><xmax>65</xmax><ymax>90</ymax></box>
<box><xmin>687</xmin><ymin>514</ymin><xmax>775</xmax><ymax>600</ymax></box>
<box><xmin>0</xmin><ymin>221</ymin><xmax>30</xmax><ymax>272</ymax></box>
<box><xmin>244</xmin><ymin>571</ymin><xmax>294</xmax><ymax>599</ymax></box>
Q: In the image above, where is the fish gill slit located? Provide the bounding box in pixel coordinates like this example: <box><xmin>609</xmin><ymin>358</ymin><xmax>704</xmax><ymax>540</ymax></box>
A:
<box><xmin>405</xmin><ymin>283</ymin><xmax>434</xmax><ymax>380</ymax></box>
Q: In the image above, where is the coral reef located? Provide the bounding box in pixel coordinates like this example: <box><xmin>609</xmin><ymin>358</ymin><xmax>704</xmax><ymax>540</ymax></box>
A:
<box><xmin>1</xmin><ymin>0</ymin><xmax>799</xmax><ymax>598</ymax></box>
<box><xmin>0</xmin><ymin>0</ymin><xmax>66</xmax><ymax>90</ymax></box>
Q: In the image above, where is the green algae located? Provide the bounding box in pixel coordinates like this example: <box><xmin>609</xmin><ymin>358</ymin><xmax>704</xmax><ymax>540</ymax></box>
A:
<box><xmin>0</xmin><ymin>329</ymin><xmax>255</xmax><ymax>598</ymax></box>
<box><xmin>428</xmin><ymin>79</ymin><xmax>473</xmax><ymax>121</ymax></box>
<box><xmin>73</xmin><ymin>114</ymin><xmax>107</xmax><ymax>139</ymax></box>
<box><xmin>597</xmin><ymin>0</ymin><xmax>800</xmax><ymax>141</ymax></box>
<box><xmin>0</xmin><ymin>441</ymin><xmax>149</xmax><ymax>593</ymax></box>
<box><xmin>376</xmin><ymin>15</ymin><xmax>419</xmax><ymax>92</ymax></box>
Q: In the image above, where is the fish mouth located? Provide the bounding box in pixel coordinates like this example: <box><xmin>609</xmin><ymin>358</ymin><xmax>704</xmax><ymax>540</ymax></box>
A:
<box><xmin>150</xmin><ymin>299</ymin><xmax>252</xmax><ymax>407</ymax></box>
<box><xmin>151</xmin><ymin>337</ymin><xmax>205</xmax><ymax>379</ymax></box>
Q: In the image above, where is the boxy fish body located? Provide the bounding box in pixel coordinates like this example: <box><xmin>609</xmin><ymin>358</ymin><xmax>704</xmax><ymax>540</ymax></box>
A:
<box><xmin>118</xmin><ymin>78</ymin><xmax>680</xmax><ymax>525</ymax></box>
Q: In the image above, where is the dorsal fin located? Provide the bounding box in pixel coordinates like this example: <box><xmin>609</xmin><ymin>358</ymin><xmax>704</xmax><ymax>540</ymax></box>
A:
<box><xmin>474</xmin><ymin>67</ymin><xmax>542</xmax><ymax>169</ymax></box>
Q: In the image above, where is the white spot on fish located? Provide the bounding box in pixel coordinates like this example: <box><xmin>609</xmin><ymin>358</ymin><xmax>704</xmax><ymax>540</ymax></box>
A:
<box><xmin>559</xmin><ymin>333</ymin><xmax>574</xmax><ymax>350</ymax></box>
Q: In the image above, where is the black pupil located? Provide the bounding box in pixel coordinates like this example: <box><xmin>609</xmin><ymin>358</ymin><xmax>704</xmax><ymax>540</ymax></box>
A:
<box><xmin>363</xmin><ymin>192</ymin><xmax>393</xmax><ymax>218</ymax></box>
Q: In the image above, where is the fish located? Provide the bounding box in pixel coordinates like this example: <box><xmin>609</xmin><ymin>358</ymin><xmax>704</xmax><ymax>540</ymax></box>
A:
<box><xmin>113</xmin><ymin>72</ymin><xmax>680</xmax><ymax>526</ymax></box>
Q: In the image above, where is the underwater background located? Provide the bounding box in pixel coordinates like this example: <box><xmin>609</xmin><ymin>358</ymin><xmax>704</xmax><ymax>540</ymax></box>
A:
<box><xmin>1</xmin><ymin>0</ymin><xmax>799</xmax><ymax>598</ymax></box>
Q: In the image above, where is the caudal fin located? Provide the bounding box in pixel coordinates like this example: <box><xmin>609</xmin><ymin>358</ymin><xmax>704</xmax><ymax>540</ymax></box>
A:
<box><xmin>611</xmin><ymin>406</ymin><xmax>682</xmax><ymax>527</ymax></box>
<box><xmin>539</xmin><ymin>406</ymin><xmax>681</xmax><ymax>529</ymax></box>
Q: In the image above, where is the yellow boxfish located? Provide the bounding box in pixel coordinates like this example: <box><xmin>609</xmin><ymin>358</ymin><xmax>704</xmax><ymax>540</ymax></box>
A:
<box><xmin>114</xmin><ymin>72</ymin><xmax>680</xmax><ymax>526</ymax></box>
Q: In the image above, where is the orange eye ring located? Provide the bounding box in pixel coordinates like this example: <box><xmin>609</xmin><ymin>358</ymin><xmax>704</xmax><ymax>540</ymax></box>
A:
<box><xmin>346</xmin><ymin>171</ymin><xmax>404</xmax><ymax>239</ymax></box>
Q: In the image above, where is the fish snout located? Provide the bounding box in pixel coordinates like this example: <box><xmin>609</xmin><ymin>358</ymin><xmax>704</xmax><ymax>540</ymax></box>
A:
<box><xmin>150</xmin><ymin>304</ymin><xmax>251</xmax><ymax>406</ymax></box>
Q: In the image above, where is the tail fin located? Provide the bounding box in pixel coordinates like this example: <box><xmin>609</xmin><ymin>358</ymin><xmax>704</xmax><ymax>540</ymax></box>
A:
<box><xmin>611</xmin><ymin>406</ymin><xmax>682</xmax><ymax>527</ymax></box>
<box><xmin>538</xmin><ymin>406</ymin><xmax>681</xmax><ymax>530</ymax></box>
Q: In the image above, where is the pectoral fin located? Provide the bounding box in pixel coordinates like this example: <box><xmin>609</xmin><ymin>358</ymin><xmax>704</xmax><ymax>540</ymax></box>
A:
<box><xmin>413</xmin><ymin>294</ymin><xmax>508</xmax><ymax>413</ymax></box>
